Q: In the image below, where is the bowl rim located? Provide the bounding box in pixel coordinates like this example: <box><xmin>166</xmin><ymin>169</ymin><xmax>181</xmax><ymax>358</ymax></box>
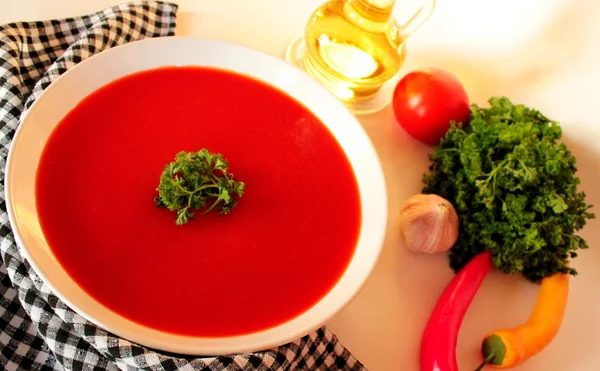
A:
<box><xmin>4</xmin><ymin>36</ymin><xmax>388</xmax><ymax>355</ymax></box>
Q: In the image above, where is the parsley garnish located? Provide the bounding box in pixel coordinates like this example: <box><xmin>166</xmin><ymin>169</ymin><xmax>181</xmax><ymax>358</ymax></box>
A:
<box><xmin>155</xmin><ymin>149</ymin><xmax>245</xmax><ymax>225</ymax></box>
<box><xmin>423</xmin><ymin>97</ymin><xmax>595</xmax><ymax>283</ymax></box>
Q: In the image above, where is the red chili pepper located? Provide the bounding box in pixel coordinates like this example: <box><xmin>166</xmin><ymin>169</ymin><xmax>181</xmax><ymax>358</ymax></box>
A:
<box><xmin>420</xmin><ymin>250</ymin><xmax>493</xmax><ymax>371</ymax></box>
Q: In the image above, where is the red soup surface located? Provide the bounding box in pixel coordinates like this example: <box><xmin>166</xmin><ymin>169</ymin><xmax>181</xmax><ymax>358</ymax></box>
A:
<box><xmin>35</xmin><ymin>66</ymin><xmax>362</xmax><ymax>337</ymax></box>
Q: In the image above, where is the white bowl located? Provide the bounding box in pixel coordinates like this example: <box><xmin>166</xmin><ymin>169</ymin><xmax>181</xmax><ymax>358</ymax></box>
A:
<box><xmin>5</xmin><ymin>37</ymin><xmax>387</xmax><ymax>356</ymax></box>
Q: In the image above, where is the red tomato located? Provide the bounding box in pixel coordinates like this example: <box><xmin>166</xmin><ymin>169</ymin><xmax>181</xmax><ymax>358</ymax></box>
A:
<box><xmin>392</xmin><ymin>67</ymin><xmax>470</xmax><ymax>145</ymax></box>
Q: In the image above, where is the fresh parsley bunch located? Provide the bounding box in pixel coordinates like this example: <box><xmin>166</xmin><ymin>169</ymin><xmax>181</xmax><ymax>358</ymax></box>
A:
<box><xmin>423</xmin><ymin>97</ymin><xmax>595</xmax><ymax>282</ymax></box>
<box><xmin>155</xmin><ymin>149</ymin><xmax>245</xmax><ymax>225</ymax></box>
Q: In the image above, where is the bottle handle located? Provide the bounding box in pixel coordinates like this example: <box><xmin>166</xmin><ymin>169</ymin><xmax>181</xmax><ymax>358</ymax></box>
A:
<box><xmin>398</xmin><ymin>0</ymin><xmax>436</xmax><ymax>40</ymax></box>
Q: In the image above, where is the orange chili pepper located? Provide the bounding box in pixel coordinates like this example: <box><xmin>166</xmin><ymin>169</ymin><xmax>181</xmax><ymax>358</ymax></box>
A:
<box><xmin>475</xmin><ymin>272</ymin><xmax>570</xmax><ymax>370</ymax></box>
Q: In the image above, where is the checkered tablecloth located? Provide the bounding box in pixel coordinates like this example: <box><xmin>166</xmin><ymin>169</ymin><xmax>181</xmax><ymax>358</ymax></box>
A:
<box><xmin>0</xmin><ymin>2</ymin><xmax>366</xmax><ymax>370</ymax></box>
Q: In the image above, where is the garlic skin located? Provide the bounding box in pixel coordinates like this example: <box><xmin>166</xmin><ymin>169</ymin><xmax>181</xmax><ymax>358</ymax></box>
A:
<box><xmin>399</xmin><ymin>194</ymin><xmax>459</xmax><ymax>254</ymax></box>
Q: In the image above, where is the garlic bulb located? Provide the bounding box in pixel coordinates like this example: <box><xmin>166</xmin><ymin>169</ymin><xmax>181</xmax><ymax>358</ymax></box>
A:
<box><xmin>399</xmin><ymin>194</ymin><xmax>459</xmax><ymax>254</ymax></box>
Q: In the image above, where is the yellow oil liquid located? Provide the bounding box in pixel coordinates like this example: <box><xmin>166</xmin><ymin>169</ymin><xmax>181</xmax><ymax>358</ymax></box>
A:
<box><xmin>303</xmin><ymin>0</ymin><xmax>406</xmax><ymax>102</ymax></box>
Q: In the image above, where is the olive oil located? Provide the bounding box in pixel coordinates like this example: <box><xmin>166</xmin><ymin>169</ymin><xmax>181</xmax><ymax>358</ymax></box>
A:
<box><xmin>302</xmin><ymin>0</ymin><xmax>406</xmax><ymax>101</ymax></box>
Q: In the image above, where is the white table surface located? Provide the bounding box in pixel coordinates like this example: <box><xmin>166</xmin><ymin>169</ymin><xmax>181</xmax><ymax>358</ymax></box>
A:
<box><xmin>2</xmin><ymin>1</ymin><xmax>600</xmax><ymax>370</ymax></box>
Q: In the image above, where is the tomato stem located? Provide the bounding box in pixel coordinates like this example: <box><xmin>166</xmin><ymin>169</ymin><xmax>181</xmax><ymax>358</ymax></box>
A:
<box><xmin>474</xmin><ymin>352</ymin><xmax>495</xmax><ymax>371</ymax></box>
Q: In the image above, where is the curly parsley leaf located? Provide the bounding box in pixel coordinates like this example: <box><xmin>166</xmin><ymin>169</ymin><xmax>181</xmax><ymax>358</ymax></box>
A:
<box><xmin>155</xmin><ymin>149</ymin><xmax>245</xmax><ymax>225</ymax></box>
<box><xmin>422</xmin><ymin>97</ymin><xmax>595</xmax><ymax>283</ymax></box>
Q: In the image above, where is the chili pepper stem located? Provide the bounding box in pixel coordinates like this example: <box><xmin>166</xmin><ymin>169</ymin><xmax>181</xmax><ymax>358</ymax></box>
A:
<box><xmin>474</xmin><ymin>352</ymin><xmax>495</xmax><ymax>371</ymax></box>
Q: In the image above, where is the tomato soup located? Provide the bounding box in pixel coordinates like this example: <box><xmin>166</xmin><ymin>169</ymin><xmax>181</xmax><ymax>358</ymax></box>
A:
<box><xmin>35</xmin><ymin>67</ymin><xmax>361</xmax><ymax>337</ymax></box>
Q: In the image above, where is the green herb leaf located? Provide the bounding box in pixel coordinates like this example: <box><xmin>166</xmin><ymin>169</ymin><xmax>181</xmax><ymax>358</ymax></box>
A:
<box><xmin>155</xmin><ymin>149</ymin><xmax>245</xmax><ymax>225</ymax></box>
<box><xmin>422</xmin><ymin>97</ymin><xmax>595</xmax><ymax>283</ymax></box>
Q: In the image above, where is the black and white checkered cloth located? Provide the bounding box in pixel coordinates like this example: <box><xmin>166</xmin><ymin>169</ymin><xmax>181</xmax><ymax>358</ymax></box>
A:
<box><xmin>0</xmin><ymin>2</ymin><xmax>367</xmax><ymax>370</ymax></box>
